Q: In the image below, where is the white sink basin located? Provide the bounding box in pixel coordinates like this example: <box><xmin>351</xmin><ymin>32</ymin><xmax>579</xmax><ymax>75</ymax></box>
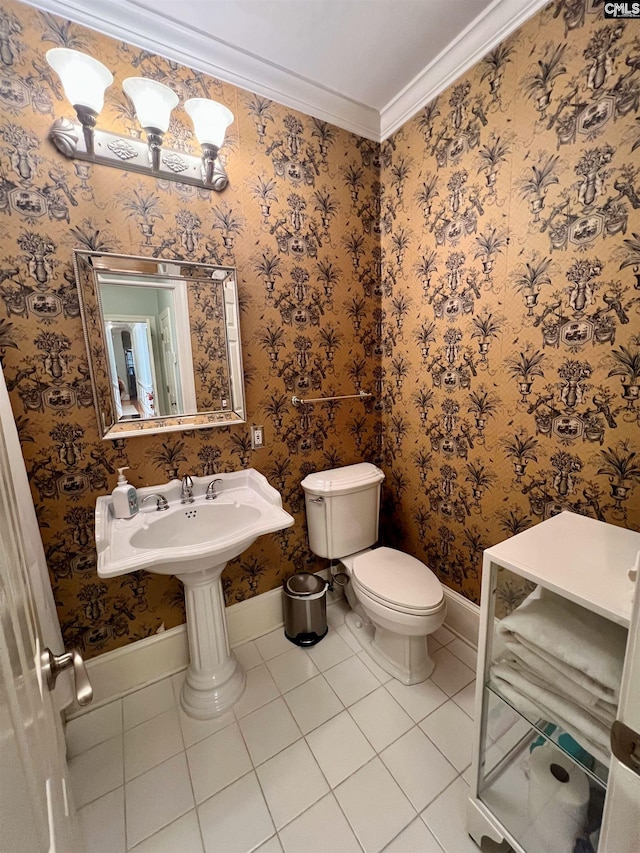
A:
<box><xmin>96</xmin><ymin>469</ymin><xmax>294</xmax><ymax>577</ymax></box>
<box><xmin>94</xmin><ymin>469</ymin><xmax>294</xmax><ymax>720</ymax></box>
<box><xmin>130</xmin><ymin>502</ymin><xmax>262</xmax><ymax>551</ymax></box>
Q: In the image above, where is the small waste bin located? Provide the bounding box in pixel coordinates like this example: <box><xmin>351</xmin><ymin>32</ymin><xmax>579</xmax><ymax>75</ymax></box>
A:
<box><xmin>283</xmin><ymin>572</ymin><xmax>328</xmax><ymax>646</ymax></box>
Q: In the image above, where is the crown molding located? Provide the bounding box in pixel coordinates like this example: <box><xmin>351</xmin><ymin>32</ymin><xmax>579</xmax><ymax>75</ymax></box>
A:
<box><xmin>24</xmin><ymin>0</ymin><xmax>548</xmax><ymax>144</ymax></box>
<box><xmin>379</xmin><ymin>0</ymin><xmax>550</xmax><ymax>140</ymax></box>
<box><xmin>22</xmin><ymin>0</ymin><xmax>382</xmax><ymax>141</ymax></box>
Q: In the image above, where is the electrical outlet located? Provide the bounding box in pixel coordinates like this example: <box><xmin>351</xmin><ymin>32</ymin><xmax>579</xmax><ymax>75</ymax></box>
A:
<box><xmin>251</xmin><ymin>425</ymin><xmax>265</xmax><ymax>449</ymax></box>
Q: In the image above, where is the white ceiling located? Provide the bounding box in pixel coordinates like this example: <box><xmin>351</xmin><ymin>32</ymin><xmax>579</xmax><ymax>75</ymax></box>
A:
<box><xmin>131</xmin><ymin>0</ymin><xmax>494</xmax><ymax>111</ymax></box>
<box><xmin>28</xmin><ymin>0</ymin><xmax>548</xmax><ymax>140</ymax></box>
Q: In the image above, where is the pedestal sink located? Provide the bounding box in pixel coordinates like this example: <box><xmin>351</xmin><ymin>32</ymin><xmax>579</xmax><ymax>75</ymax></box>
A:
<box><xmin>95</xmin><ymin>470</ymin><xmax>294</xmax><ymax>719</ymax></box>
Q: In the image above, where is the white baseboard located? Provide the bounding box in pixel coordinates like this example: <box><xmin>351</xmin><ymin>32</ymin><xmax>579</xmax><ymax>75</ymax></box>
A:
<box><xmin>75</xmin><ymin>583</ymin><xmax>286</xmax><ymax>714</ymax></box>
<box><xmin>79</xmin><ymin>622</ymin><xmax>189</xmax><ymax>712</ymax></box>
<box><xmin>442</xmin><ymin>586</ymin><xmax>480</xmax><ymax>648</ymax></box>
<box><xmin>70</xmin><ymin>570</ymin><xmax>478</xmax><ymax>716</ymax></box>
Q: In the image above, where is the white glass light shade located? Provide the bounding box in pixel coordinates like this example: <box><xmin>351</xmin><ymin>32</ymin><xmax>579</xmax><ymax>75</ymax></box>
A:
<box><xmin>46</xmin><ymin>48</ymin><xmax>113</xmax><ymax>114</ymax></box>
<box><xmin>122</xmin><ymin>78</ymin><xmax>179</xmax><ymax>132</ymax></box>
<box><xmin>184</xmin><ymin>99</ymin><xmax>234</xmax><ymax>149</ymax></box>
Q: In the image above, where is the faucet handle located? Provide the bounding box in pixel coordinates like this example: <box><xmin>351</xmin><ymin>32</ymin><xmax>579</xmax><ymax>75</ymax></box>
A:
<box><xmin>181</xmin><ymin>474</ymin><xmax>195</xmax><ymax>504</ymax></box>
<box><xmin>141</xmin><ymin>493</ymin><xmax>169</xmax><ymax>511</ymax></box>
<box><xmin>206</xmin><ymin>478</ymin><xmax>223</xmax><ymax>500</ymax></box>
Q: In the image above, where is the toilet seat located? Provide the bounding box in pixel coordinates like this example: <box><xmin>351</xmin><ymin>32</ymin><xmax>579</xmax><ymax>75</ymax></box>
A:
<box><xmin>351</xmin><ymin>547</ymin><xmax>444</xmax><ymax>614</ymax></box>
<box><xmin>353</xmin><ymin>580</ymin><xmax>445</xmax><ymax>617</ymax></box>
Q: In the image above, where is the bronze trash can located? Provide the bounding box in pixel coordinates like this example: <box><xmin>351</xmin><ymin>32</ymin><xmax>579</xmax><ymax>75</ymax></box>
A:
<box><xmin>283</xmin><ymin>572</ymin><xmax>328</xmax><ymax>646</ymax></box>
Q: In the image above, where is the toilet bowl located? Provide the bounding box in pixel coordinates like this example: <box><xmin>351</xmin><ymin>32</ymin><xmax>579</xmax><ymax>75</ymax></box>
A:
<box><xmin>301</xmin><ymin>462</ymin><xmax>447</xmax><ymax>685</ymax></box>
<box><xmin>340</xmin><ymin>547</ymin><xmax>446</xmax><ymax>684</ymax></box>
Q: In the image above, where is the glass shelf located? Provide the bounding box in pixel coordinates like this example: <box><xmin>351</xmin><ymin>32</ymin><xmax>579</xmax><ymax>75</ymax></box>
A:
<box><xmin>485</xmin><ymin>680</ymin><xmax>610</xmax><ymax>788</ymax></box>
<box><xmin>478</xmin><ymin>686</ymin><xmax>606</xmax><ymax>853</ymax></box>
<box><xmin>485</xmin><ymin>682</ymin><xmax>609</xmax><ymax>787</ymax></box>
<box><xmin>467</xmin><ymin>525</ymin><xmax>634</xmax><ymax>853</ymax></box>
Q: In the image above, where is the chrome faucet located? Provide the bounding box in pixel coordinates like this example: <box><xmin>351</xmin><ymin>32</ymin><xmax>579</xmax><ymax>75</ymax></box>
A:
<box><xmin>206</xmin><ymin>478</ymin><xmax>223</xmax><ymax>500</ymax></box>
<box><xmin>181</xmin><ymin>474</ymin><xmax>194</xmax><ymax>504</ymax></box>
<box><xmin>141</xmin><ymin>493</ymin><xmax>169</xmax><ymax>511</ymax></box>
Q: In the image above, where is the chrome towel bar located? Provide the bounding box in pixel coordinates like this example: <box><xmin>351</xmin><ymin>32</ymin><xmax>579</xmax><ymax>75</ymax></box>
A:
<box><xmin>291</xmin><ymin>391</ymin><xmax>372</xmax><ymax>406</ymax></box>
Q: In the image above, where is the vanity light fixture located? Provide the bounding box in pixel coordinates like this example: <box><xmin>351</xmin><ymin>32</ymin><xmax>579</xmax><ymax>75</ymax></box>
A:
<box><xmin>122</xmin><ymin>77</ymin><xmax>179</xmax><ymax>172</ymax></box>
<box><xmin>184</xmin><ymin>98</ymin><xmax>234</xmax><ymax>186</ymax></box>
<box><xmin>46</xmin><ymin>48</ymin><xmax>233</xmax><ymax>191</ymax></box>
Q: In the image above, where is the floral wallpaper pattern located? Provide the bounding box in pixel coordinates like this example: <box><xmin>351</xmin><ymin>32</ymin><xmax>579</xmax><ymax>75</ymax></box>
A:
<box><xmin>0</xmin><ymin>0</ymin><xmax>381</xmax><ymax>657</ymax></box>
<box><xmin>187</xmin><ymin>278</ymin><xmax>231</xmax><ymax>412</ymax></box>
<box><xmin>0</xmin><ymin>0</ymin><xmax>638</xmax><ymax>656</ymax></box>
<box><xmin>380</xmin><ymin>0</ymin><xmax>640</xmax><ymax>613</ymax></box>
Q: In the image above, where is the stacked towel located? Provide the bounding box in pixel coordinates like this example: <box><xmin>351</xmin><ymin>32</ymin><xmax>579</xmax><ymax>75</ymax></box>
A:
<box><xmin>502</xmin><ymin>641</ymin><xmax>617</xmax><ymax>724</ymax></box>
<box><xmin>491</xmin><ymin>587</ymin><xmax>628</xmax><ymax>766</ymax></box>
<box><xmin>491</xmin><ymin>661</ymin><xmax>611</xmax><ymax>765</ymax></box>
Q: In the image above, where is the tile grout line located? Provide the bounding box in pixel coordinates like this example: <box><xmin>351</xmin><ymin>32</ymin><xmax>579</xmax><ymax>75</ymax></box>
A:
<box><xmin>331</xmin><ymin>752</ymin><xmax>420</xmax><ymax>853</ymax></box>
<box><xmin>70</xmin><ymin>625</ymin><xmax>475</xmax><ymax>853</ymax></box>
<box><xmin>119</xmin><ymin>694</ymin><xmax>127</xmax><ymax>852</ymax></box>
<box><xmin>173</xmin><ymin>685</ymin><xmax>206</xmax><ymax>853</ymax></box>
<box><xmin>122</xmin><ymin>722</ymin><xmax>130</xmax><ymax>852</ymax></box>
<box><xmin>122</xmin><ymin>708</ymin><xmax>185</xmax><ymax>787</ymax></box>
<box><xmin>234</xmin><ymin>692</ymin><xmax>284</xmax><ymax>843</ymax></box>
<box><xmin>283</xmin><ymin>641</ymin><xmax>428</xmax><ymax>847</ymax></box>
<box><xmin>417</xmin><ymin>711</ymin><xmax>474</xmax><ymax>778</ymax></box>
<box><xmin>187</xmin><ymin>658</ymin><xmax>396</xmax><ymax>843</ymax></box>
<box><xmin>281</xmin><ymin>665</ymin><xmax>378</xmax><ymax>851</ymax></box>
<box><xmin>71</xmin><ymin>733</ymin><xmax>126</xmax><ymax>811</ymax></box>
<box><xmin>380</xmin><ymin>678</ymin><xmax>450</xmax><ymax>722</ymax></box>
<box><xmin>417</xmin><ymin>772</ymin><xmax>464</xmax><ymax>850</ymax></box>
<box><xmin>124</xmin><ymin>660</ymin><xmax>457</xmax><ymax>808</ymax></box>
<box><xmin>380</xmin><ymin>816</ymin><xmax>445</xmax><ymax>853</ymax></box>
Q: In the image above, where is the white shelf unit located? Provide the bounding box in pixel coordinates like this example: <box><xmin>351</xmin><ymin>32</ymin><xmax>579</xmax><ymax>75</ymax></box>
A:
<box><xmin>467</xmin><ymin>511</ymin><xmax>640</xmax><ymax>853</ymax></box>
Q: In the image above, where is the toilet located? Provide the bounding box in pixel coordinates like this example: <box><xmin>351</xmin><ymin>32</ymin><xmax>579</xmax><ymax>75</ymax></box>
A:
<box><xmin>301</xmin><ymin>462</ymin><xmax>446</xmax><ymax>685</ymax></box>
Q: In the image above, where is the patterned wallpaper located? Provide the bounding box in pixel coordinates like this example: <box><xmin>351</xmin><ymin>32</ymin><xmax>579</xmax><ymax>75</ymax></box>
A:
<box><xmin>1</xmin><ymin>0</ymin><xmax>639</xmax><ymax>657</ymax></box>
<box><xmin>0</xmin><ymin>0</ymin><xmax>382</xmax><ymax>657</ymax></box>
<box><xmin>380</xmin><ymin>1</ymin><xmax>640</xmax><ymax>614</ymax></box>
<box><xmin>187</xmin><ymin>278</ymin><xmax>231</xmax><ymax>412</ymax></box>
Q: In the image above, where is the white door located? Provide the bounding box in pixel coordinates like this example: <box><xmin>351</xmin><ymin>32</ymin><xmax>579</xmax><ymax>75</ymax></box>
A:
<box><xmin>159</xmin><ymin>308</ymin><xmax>181</xmax><ymax>414</ymax></box>
<box><xmin>105</xmin><ymin>325</ymin><xmax>123</xmax><ymax>419</ymax></box>
<box><xmin>0</xmin><ymin>365</ymin><xmax>87</xmax><ymax>852</ymax></box>
<box><xmin>131</xmin><ymin>321</ymin><xmax>157</xmax><ymax>416</ymax></box>
<box><xmin>600</xmin><ymin>564</ymin><xmax>640</xmax><ymax>853</ymax></box>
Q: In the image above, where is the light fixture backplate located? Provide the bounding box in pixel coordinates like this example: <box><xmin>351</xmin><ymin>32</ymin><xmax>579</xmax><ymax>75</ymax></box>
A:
<box><xmin>49</xmin><ymin>117</ymin><xmax>229</xmax><ymax>191</ymax></box>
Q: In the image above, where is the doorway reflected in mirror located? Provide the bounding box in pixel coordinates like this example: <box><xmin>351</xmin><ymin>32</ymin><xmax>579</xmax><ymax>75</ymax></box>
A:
<box><xmin>73</xmin><ymin>251</ymin><xmax>245</xmax><ymax>440</ymax></box>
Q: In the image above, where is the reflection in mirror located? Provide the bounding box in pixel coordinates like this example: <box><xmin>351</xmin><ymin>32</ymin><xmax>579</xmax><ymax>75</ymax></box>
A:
<box><xmin>99</xmin><ymin>279</ymin><xmax>197</xmax><ymax>420</ymax></box>
<box><xmin>73</xmin><ymin>251</ymin><xmax>245</xmax><ymax>439</ymax></box>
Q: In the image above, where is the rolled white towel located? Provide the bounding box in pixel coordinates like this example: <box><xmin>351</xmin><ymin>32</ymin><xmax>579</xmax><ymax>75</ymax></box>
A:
<box><xmin>497</xmin><ymin>587</ymin><xmax>627</xmax><ymax>704</ymax></box>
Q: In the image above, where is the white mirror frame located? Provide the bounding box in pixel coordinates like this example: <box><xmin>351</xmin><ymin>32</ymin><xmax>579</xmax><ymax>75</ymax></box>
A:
<box><xmin>73</xmin><ymin>250</ymin><xmax>246</xmax><ymax>440</ymax></box>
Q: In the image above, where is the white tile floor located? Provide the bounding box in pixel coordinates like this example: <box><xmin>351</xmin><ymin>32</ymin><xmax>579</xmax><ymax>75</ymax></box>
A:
<box><xmin>67</xmin><ymin>600</ymin><xmax>480</xmax><ymax>853</ymax></box>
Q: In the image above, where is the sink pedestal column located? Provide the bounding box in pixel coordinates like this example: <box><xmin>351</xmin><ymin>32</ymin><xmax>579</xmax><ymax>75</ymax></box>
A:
<box><xmin>177</xmin><ymin>563</ymin><xmax>246</xmax><ymax>719</ymax></box>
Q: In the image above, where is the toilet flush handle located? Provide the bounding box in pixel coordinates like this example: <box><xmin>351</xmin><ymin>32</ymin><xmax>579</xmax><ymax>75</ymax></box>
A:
<box><xmin>310</xmin><ymin>496</ymin><xmax>324</xmax><ymax>504</ymax></box>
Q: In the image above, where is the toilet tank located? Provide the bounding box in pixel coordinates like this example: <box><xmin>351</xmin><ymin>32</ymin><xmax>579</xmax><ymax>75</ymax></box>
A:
<box><xmin>301</xmin><ymin>463</ymin><xmax>385</xmax><ymax>559</ymax></box>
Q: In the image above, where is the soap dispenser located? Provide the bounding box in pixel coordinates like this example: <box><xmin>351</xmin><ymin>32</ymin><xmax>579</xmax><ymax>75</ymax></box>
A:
<box><xmin>112</xmin><ymin>467</ymin><xmax>139</xmax><ymax>519</ymax></box>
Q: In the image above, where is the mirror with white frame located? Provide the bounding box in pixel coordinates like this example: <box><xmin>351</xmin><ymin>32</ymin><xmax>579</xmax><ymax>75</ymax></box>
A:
<box><xmin>73</xmin><ymin>251</ymin><xmax>245</xmax><ymax>439</ymax></box>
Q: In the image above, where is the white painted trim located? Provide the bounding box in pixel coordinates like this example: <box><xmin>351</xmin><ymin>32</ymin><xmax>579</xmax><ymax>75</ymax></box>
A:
<box><xmin>166</xmin><ymin>285</ymin><xmax>197</xmax><ymax>413</ymax></box>
<box><xmin>70</xmin><ymin>569</ymin><xmax>477</xmax><ymax>715</ymax></box>
<box><xmin>78</xmin><ymin>622</ymin><xmax>189</xmax><ymax>712</ymax></box>
<box><xmin>379</xmin><ymin>0</ymin><xmax>549</xmax><ymax>140</ymax></box>
<box><xmin>227</xmin><ymin>584</ymin><xmax>284</xmax><ymax>646</ymax></box>
<box><xmin>73</xmin><ymin>583</ymin><xmax>286</xmax><ymax>713</ymax></box>
<box><xmin>25</xmin><ymin>0</ymin><xmax>547</xmax><ymax>143</ymax></box>
<box><xmin>442</xmin><ymin>586</ymin><xmax>480</xmax><ymax>648</ymax></box>
<box><xmin>22</xmin><ymin>0</ymin><xmax>381</xmax><ymax>141</ymax></box>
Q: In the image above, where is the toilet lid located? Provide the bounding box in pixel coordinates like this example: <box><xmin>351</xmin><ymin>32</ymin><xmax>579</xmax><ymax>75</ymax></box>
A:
<box><xmin>352</xmin><ymin>547</ymin><xmax>444</xmax><ymax>613</ymax></box>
